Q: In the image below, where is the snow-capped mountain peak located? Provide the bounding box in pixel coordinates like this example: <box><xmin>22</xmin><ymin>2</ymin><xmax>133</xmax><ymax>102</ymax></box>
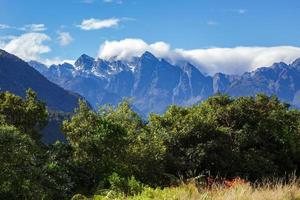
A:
<box><xmin>29</xmin><ymin>51</ymin><xmax>300</xmax><ymax>116</ymax></box>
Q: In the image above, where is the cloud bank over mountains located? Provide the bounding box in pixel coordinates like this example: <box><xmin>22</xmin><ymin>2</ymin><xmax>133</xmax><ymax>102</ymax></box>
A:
<box><xmin>98</xmin><ymin>38</ymin><xmax>300</xmax><ymax>75</ymax></box>
<box><xmin>2</xmin><ymin>34</ymin><xmax>300</xmax><ymax>75</ymax></box>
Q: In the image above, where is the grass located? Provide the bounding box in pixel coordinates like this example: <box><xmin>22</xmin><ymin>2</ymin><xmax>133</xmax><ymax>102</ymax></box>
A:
<box><xmin>89</xmin><ymin>180</ymin><xmax>300</xmax><ymax>200</ymax></box>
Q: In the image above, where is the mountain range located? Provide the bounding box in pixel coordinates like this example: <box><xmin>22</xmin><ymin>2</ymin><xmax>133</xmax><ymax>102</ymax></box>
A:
<box><xmin>2</xmin><ymin>48</ymin><xmax>300</xmax><ymax>142</ymax></box>
<box><xmin>29</xmin><ymin>51</ymin><xmax>300</xmax><ymax>115</ymax></box>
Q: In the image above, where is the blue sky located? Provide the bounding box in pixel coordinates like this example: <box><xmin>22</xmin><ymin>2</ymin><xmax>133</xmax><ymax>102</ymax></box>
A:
<box><xmin>1</xmin><ymin>0</ymin><xmax>300</xmax><ymax>74</ymax></box>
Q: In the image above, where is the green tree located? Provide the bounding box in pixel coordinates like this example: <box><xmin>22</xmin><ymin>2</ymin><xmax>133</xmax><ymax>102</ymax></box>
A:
<box><xmin>62</xmin><ymin>100</ymin><xmax>130</xmax><ymax>194</ymax></box>
<box><xmin>0</xmin><ymin>125</ymin><xmax>46</xmax><ymax>199</ymax></box>
<box><xmin>41</xmin><ymin>141</ymin><xmax>75</xmax><ymax>199</ymax></box>
<box><xmin>149</xmin><ymin>94</ymin><xmax>300</xmax><ymax>181</ymax></box>
<box><xmin>0</xmin><ymin>90</ymin><xmax>70</xmax><ymax>199</ymax></box>
<box><xmin>149</xmin><ymin>104</ymin><xmax>234</xmax><ymax>180</ymax></box>
<box><xmin>0</xmin><ymin>89</ymin><xmax>48</xmax><ymax>142</ymax></box>
<box><xmin>102</xmin><ymin>101</ymin><xmax>166</xmax><ymax>186</ymax></box>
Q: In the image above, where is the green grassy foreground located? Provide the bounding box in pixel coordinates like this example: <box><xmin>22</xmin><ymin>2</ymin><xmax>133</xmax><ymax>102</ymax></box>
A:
<box><xmin>85</xmin><ymin>182</ymin><xmax>300</xmax><ymax>200</ymax></box>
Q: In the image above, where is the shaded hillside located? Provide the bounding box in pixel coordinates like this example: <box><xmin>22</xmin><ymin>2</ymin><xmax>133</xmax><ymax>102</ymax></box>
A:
<box><xmin>0</xmin><ymin>49</ymin><xmax>81</xmax><ymax>112</ymax></box>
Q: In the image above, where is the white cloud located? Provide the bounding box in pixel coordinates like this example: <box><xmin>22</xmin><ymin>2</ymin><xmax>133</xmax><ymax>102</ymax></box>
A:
<box><xmin>57</xmin><ymin>31</ymin><xmax>73</xmax><ymax>46</ymax></box>
<box><xmin>173</xmin><ymin>46</ymin><xmax>300</xmax><ymax>74</ymax></box>
<box><xmin>0</xmin><ymin>36</ymin><xmax>16</xmax><ymax>48</ymax></box>
<box><xmin>2</xmin><ymin>32</ymin><xmax>51</xmax><ymax>61</ymax></box>
<box><xmin>0</xmin><ymin>24</ymin><xmax>11</xmax><ymax>29</ymax></box>
<box><xmin>98</xmin><ymin>38</ymin><xmax>171</xmax><ymax>60</ymax></box>
<box><xmin>21</xmin><ymin>24</ymin><xmax>47</xmax><ymax>32</ymax></box>
<box><xmin>97</xmin><ymin>38</ymin><xmax>300</xmax><ymax>75</ymax></box>
<box><xmin>77</xmin><ymin>18</ymin><xmax>120</xmax><ymax>30</ymax></box>
<box><xmin>0</xmin><ymin>23</ymin><xmax>47</xmax><ymax>32</ymax></box>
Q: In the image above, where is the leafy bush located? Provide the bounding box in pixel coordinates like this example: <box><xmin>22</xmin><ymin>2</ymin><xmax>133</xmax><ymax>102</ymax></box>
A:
<box><xmin>108</xmin><ymin>173</ymin><xmax>144</xmax><ymax>196</ymax></box>
<box><xmin>2</xmin><ymin>90</ymin><xmax>300</xmax><ymax>198</ymax></box>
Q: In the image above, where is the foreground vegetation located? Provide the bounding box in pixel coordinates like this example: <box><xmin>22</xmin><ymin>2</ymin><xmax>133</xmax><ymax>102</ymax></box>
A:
<box><xmin>1</xmin><ymin>89</ymin><xmax>300</xmax><ymax>199</ymax></box>
<box><xmin>90</xmin><ymin>181</ymin><xmax>300</xmax><ymax>200</ymax></box>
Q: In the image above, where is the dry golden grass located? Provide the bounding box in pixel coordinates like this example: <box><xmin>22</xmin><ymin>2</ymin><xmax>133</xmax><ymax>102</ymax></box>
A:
<box><xmin>94</xmin><ymin>183</ymin><xmax>300</xmax><ymax>200</ymax></box>
<box><xmin>92</xmin><ymin>180</ymin><xmax>300</xmax><ymax>200</ymax></box>
<box><xmin>202</xmin><ymin>183</ymin><xmax>300</xmax><ymax>200</ymax></box>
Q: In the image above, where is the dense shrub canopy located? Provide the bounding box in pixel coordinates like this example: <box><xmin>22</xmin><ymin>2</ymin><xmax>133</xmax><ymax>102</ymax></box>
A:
<box><xmin>149</xmin><ymin>94</ymin><xmax>300</xmax><ymax>181</ymax></box>
<box><xmin>1</xmin><ymin>91</ymin><xmax>300</xmax><ymax>199</ymax></box>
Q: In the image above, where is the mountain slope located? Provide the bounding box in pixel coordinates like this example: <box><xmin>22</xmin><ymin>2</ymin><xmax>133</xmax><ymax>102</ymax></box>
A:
<box><xmin>0</xmin><ymin>49</ymin><xmax>81</xmax><ymax>112</ymax></box>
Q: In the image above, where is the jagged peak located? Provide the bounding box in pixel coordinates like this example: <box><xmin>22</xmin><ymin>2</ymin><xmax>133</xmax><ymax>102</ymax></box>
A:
<box><xmin>249</xmin><ymin>61</ymin><xmax>289</xmax><ymax>76</ymax></box>
<box><xmin>74</xmin><ymin>54</ymin><xmax>95</xmax><ymax>70</ymax></box>
<box><xmin>75</xmin><ymin>54</ymin><xmax>94</xmax><ymax>63</ymax></box>
<box><xmin>271</xmin><ymin>61</ymin><xmax>288</xmax><ymax>68</ymax></box>
<box><xmin>140</xmin><ymin>51</ymin><xmax>157</xmax><ymax>60</ymax></box>
<box><xmin>291</xmin><ymin>57</ymin><xmax>300</xmax><ymax>67</ymax></box>
<box><xmin>77</xmin><ymin>54</ymin><xmax>94</xmax><ymax>60</ymax></box>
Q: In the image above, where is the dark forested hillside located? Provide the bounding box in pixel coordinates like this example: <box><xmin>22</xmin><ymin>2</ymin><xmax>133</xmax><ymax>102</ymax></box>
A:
<box><xmin>0</xmin><ymin>49</ymin><xmax>81</xmax><ymax>112</ymax></box>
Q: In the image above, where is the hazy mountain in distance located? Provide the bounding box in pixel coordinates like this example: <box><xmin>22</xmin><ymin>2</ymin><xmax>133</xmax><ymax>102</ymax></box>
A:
<box><xmin>30</xmin><ymin>52</ymin><xmax>214</xmax><ymax>115</ymax></box>
<box><xmin>29</xmin><ymin>51</ymin><xmax>300</xmax><ymax>116</ymax></box>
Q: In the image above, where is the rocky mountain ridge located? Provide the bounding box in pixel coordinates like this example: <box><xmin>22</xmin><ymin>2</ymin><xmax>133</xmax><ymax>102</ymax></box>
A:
<box><xmin>29</xmin><ymin>51</ymin><xmax>300</xmax><ymax>115</ymax></box>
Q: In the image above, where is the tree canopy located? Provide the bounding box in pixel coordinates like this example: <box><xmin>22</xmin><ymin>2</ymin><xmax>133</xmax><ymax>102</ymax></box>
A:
<box><xmin>1</xmin><ymin>91</ymin><xmax>300</xmax><ymax>199</ymax></box>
